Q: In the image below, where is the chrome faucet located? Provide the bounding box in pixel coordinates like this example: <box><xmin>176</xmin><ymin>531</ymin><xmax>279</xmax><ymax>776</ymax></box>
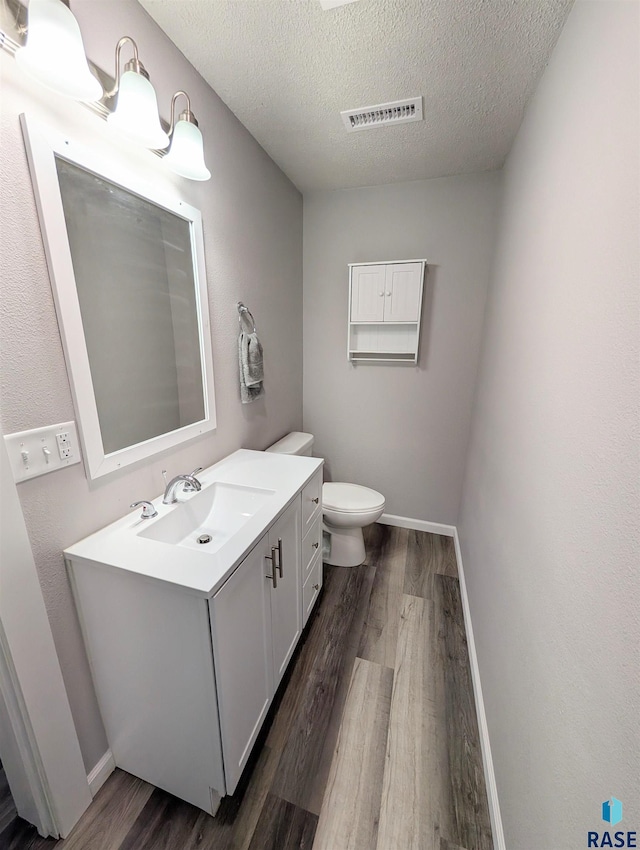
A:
<box><xmin>162</xmin><ymin>467</ymin><xmax>203</xmax><ymax>504</ymax></box>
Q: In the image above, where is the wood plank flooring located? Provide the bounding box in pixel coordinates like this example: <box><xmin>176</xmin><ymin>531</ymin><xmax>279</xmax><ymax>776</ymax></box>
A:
<box><xmin>357</xmin><ymin>524</ymin><xmax>406</xmax><ymax>669</ymax></box>
<box><xmin>376</xmin><ymin>593</ymin><xmax>451</xmax><ymax>850</ymax></box>
<box><xmin>313</xmin><ymin>658</ymin><xmax>393</xmax><ymax>850</ymax></box>
<box><xmin>0</xmin><ymin>525</ymin><xmax>492</xmax><ymax>850</ymax></box>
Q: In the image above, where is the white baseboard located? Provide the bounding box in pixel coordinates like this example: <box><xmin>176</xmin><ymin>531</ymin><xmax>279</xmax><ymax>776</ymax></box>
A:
<box><xmin>378</xmin><ymin>513</ymin><xmax>455</xmax><ymax>537</ymax></box>
<box><xmin>453</xmin><ymin>530</ymin><xmax>506</xmax><ymax>850</ymax></box>
<box><xmin>87</xmin><ymin>750</ymin><xmax>115</xmax><ymax>798</ymax></box>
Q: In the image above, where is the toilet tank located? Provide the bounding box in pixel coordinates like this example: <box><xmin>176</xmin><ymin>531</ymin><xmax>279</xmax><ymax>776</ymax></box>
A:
<box><xmin>265</xmin><ymin>431</ymin><xmax>314</xmax><ymax>456</ymax></box>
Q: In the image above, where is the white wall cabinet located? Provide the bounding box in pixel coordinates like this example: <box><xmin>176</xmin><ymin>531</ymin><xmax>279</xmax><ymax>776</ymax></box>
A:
<box><xmin>69</xmin><ymin>466</ymin><xmax>323</xmax><ymax>815</ymax></box>
<box><xmin>348</xmin><ymin>260</ymin><xmax>426</xmax><ymax>362</ymax></box>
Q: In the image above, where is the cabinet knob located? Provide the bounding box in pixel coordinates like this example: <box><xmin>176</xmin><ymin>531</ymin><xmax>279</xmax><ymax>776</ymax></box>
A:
<box><xmin>313</xmin><ymin>583</ymin><xmax>320</xmax><ymax>591</ymax></box>
<box><xmin>378</xmin><ymin>291</ymin><xmax>384</xmax><ymax>297</ymax></box>
<box><xmin>312</xmin><ymin>541</ymin><xmax>319</xmax><ymax>549</ymax></box>
<box><xmin>386</xmin><ymin>290</ymin><xmax>391</xmax><ymax>296</ymax></box>
<box><xmin>312</xmin><ymin>497</ymin><xmax>319</xmax><ymax>504</ymax></box>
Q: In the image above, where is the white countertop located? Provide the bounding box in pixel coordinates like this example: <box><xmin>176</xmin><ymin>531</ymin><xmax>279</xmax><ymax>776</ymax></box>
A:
<box><xmin>64</xmin><ymin>450</ymin><xmax>323</xmax><ymax>597</ymax></box>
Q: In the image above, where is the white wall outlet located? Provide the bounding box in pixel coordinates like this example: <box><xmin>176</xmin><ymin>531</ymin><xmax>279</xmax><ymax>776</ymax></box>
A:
<box><xmin>56</xmin><ymin>431</ymin><xmax>73</xmax><ymax>460</ymax></box>
<box><xmin>4</xmin><ymin>421</ymin><xmax>82</xmax><ymax>483</ymax></box>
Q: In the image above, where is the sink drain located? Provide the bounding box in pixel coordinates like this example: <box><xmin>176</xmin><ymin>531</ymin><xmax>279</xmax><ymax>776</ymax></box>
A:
<box><xmin>197</xmin><ymin>534</ymin><xmax>212</xmax><ymax>545</ymax></box>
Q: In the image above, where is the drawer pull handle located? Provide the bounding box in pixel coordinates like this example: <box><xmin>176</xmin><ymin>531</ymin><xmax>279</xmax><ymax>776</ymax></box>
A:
<box><xmin>312</xmin><ymin>497</ymin><xmax>319</xmax><ymax>504</ymax></box>
<box><xmin>313</xmin><ymin>583</ymin><xmax>320</xmax><ymax>591</ymax></box>
<box><xmin>312</xmin><ymin>542</ymin><xmax>319</xmax><ymax>549</ymax></box>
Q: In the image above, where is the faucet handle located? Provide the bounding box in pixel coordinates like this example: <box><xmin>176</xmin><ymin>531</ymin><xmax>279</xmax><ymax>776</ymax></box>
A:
<box><xmin>184</xmin><ymin>467</ymin><xmax>203</xmax><ymax>491</ymax></box>
<box><xmin>130</xmin><ymin>500</ymin><xmax>158</xmax><ymax>520</ymax></box>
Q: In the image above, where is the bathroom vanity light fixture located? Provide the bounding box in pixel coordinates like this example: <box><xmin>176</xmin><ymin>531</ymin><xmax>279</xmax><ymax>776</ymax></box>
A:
<box><xmin>4</xmin><ymin>3</ymin><xmax>211</xmax><ymax>177</ymax></box>
<box><xmin>163</xmin><ymin>91</ymin><xmax>211</xmax><ymax>181</ymax></box>
<box><xmin>15</xmin><ymin>0</ymin><xmax>102</xmax><ymax>101</ymax></box>
<box><xmin>106</xmin><ymin>36</ymin><xmax>169</xmax><ymax>150</ymax></box>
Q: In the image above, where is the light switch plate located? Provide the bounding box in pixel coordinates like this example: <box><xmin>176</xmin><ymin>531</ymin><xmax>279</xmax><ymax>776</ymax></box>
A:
<box><xmin>4</xmin><ymin>421</ymin><xmax>82</xmax><ymax>483</ymax></box>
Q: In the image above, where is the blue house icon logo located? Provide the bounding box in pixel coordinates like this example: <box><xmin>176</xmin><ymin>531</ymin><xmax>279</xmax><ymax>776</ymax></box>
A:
<box><xmin>602</xmin><ymin>797</ymin><xmax>623</xmax><ymax>826</ymax></box>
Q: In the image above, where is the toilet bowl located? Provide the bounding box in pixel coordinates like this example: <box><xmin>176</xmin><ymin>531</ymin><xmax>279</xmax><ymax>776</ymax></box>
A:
<box><xmin>322</xmin><ymin>482</ymin><xmax>385</xmax><ymax>567</ymax></box>
<box><xmin>265</xmin><ymin>432</ymin><xmax>385</xmax><ymax>568</ymax></box>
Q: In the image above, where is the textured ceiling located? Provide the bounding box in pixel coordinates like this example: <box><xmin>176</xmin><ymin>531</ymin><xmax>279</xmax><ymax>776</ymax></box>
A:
<box><xmin>139</xmin><ymin>0</ymin><xmax>573</xmax><ymax>191</ymax></box>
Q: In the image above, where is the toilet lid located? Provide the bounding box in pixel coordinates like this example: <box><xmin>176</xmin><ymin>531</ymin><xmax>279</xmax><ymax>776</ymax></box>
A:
<box><xmin>323</xmin><ymin>482</ymin><xmax>385</xmax><ymax>513</ymax></box>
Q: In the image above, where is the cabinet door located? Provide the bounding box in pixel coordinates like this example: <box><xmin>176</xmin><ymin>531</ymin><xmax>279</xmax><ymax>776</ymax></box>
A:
<box><xmin>384</xmin><ymin>262</ymin><xmax>423</xmax><ymax>321</ymax></box>
<box><xmin>350</xmin><ymin>265</ymin><xmax>386</xmax><ymax>322</ymax></box>
<box><xmin>269</xmin><ymin>499</ymin><xmax>302</xmax><ymax>687</ymax></box>
<box><xmin>210</xmin><ymin>534</ymin><xmax>273</xmax><ymax>794</ymax></box>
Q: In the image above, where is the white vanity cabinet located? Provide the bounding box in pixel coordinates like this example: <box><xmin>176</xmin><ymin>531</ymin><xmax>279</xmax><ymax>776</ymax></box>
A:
<box><xmin>66</xmin><ymin>452</ymin><xmax>323</xmax><ymax>817</ymax></box>
<box><xmin>210</xmin><ymin>498</ymin><xmax>302</xmax><ymax>793</ymax></box>
<box><xmin>348</xmin><ymin>260</ymin><xmax>426</xmax><ymax>362</ymax></box>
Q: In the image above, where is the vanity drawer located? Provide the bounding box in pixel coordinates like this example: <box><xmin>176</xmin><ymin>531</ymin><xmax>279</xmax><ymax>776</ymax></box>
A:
<box><xmin>302</xmin><ymin>553</ymin><xmax>323</xmax><ymax>626</ymax></box>
<box><xmin>302</xmin><ymin>471</ymin><xmax>322</xmax><ymax>533</ymax></box>
<box><xmin>303</xmin><ymin>515</ymin><xmax>322</xmax><ymax>579</ymax></box>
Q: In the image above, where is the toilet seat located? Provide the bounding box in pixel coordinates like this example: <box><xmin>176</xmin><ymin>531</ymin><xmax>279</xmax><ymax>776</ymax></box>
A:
<box><xmin>322</xmin><ymin>482</ymin><xmax>385</xmax><ymax>514</ymax></box>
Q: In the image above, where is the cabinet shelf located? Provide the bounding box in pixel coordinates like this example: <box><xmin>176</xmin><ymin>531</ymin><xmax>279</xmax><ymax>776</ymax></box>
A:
<box><xmin>349</xmin><ymin>351</ymin><xmax>417</xmax><ymax>363</ymax></box>
<box><xmin>349</xmin><ymin>320</ymin><xmax>419</xmax><ymax>326</ymax></box>
<box><xmin>348</xmin><ymin>260</ymin><xmax>426</xmax><ymax>363</ymax></box>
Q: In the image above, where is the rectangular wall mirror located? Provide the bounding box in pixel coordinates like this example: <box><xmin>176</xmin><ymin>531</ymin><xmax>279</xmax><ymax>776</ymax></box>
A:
<box><xmin>21</xmin><ymin>114</ymin><xmax>217</xmax><ymax>479</ymax></box>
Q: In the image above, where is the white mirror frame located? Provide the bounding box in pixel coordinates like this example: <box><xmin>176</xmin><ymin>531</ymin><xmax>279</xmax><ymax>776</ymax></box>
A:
<box><xmin>20</xmin><ymin>113</ymin><xmax>217</xmax><ymax>479</ymax></box>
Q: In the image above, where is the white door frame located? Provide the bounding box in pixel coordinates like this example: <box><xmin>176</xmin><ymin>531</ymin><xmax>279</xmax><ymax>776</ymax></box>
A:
<box><xmin>0</xmin><ymin>622</ymin><xmax>58</xmax><ymax>837</ymax></box>
<box><xmin>0</xmin><ymin>438</ymin><xmax>92</xmax><ymax>838</ymax></box>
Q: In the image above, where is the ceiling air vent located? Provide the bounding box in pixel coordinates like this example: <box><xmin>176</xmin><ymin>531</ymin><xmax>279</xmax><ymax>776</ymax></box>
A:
<box><xmin>341</xmin><ymin>97</ymin><xmax>423</xmax><ymax>132</ymax></box>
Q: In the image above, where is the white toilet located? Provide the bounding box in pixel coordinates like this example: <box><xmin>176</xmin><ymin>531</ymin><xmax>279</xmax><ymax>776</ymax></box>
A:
<box><xmin>266</xmin><ymin>432</ymin><xmax>385</xmax><ymax>567</ymax></box>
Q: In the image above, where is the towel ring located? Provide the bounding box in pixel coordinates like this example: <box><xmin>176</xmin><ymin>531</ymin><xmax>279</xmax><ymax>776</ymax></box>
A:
<box><xmin>237</xmin><ymin>302</ymin><xmax>256</xmax><ymax>332</ymax></box>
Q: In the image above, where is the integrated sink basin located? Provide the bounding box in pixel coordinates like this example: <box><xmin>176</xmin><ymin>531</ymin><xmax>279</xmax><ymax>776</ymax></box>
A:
<box><xmin>65</xmin><ymin>450</ymin><xmax>324</xmax><ymax>597</ymax></box>
<box><xmin>138</xmin><ymin>482</ymin><xmax>276</xmax><ymax>553</ymax></box>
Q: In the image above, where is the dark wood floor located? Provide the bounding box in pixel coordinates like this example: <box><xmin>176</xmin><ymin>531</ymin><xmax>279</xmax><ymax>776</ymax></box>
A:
<box><xmin>0</xmin><ymin>525</ymin><xmax>492</xmax><ymax>850</ymax></box>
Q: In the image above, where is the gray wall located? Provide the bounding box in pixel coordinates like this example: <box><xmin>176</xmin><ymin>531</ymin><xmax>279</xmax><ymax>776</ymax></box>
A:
<box><xmin>303</xmin><ymin>173</ymin><xmax>501</xmax><ymax>524</ymax></box>
<box><xmin>458</xmin><ymin>1</ymin><xmax>640</xmax><ymax>846</ymax></box>
<box><xmin>0</xmin><ymin>0</ymin><xmax>302</xmax><ymax>772</ymax></box>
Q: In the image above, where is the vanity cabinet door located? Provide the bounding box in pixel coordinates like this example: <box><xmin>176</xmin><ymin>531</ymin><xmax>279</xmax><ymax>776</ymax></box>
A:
<box><xmin>210</xmin><ymin>533</ymin><xmax>274</xmax><ymax>794</ymax></box>
<box><xmin>269</xmin><ymin>498</ymin><xmax>302</xmax><ymax>687</ymax></box>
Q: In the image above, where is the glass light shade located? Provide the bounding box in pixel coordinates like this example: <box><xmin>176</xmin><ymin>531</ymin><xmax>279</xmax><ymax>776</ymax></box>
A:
<box><xmin>16</xmin><ymin>0</ymin><xmax>103</xmax><ymax>101</ymax></box>
<box><xmin>164</xmin><ymin>119</ymin><xmax>211</xmax><ymax>181</ymax></box>
<box><xmin>107</xmin><ymin>70</ymin><xmax>170</xmax><ymax>150</ymax></box>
